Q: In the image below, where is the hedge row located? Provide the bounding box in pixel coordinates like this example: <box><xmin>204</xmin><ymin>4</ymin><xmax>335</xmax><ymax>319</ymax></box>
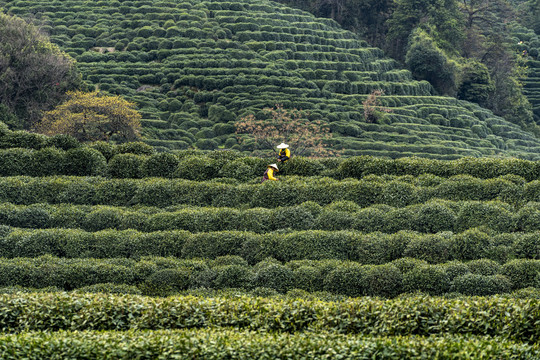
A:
<box><xmin>0</xmin><ymin>126</ymin><xmax>154</xmax><ymax>155</ymax></box>
<box><xmin>5</xmin><ymin>145</ymin><xmax>540</xmax><ymax>181</ymax></box>
<box><xmin>0</xmin><ymin>143</ymin><xmax>159</xmax><ymax>177</ymax></box>
<box><xmin>336</xmin><ymin>156</ymin><xmax>540</xmax><ymax>181</ymax></box>
<box><xmin>0</xmin><ymin>292</ymin><xmax>538</xmax><ymax>341</ymax></box>
<box><xmin>0</xmin><ymin>174</ymin><xmax>538</xmax><ymax>208</ymax></box>
<box><xmin>0</xmin><ymin>255</ymin><xmax>537</xmax><ymax>296</ymax></box>
<box><xmin>0</xmin><ymin>226</ymin><xmax>538</xmax><ymax>264</ymax></box>
<box><xmin>0</xmin><ymin>330</ymin><xmax>536</xmax><ymax>359</ymax></box>
<box><xmin>4</xmin><ymin>199</ymin><xmax>540</xmax><ymax>234</ymax></box>
<box><xmin>93</xmin><ymin>153</ymin><xmax>540</xmax><ymax>181</ymax></box>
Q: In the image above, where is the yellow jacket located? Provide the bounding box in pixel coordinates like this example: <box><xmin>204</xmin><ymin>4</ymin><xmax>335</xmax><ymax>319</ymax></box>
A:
<box><xmin>278</xmin><ymin>148</ymin><xmax>290</xmax><ymax>162</ymax></box>
<box><xmin>262</xmin><ymin>167</ymin><xmax>278</xmax><ymax>182</ymax></box>
<box><xmin>267</xmin><ymin>167</ymin><xmax>278</xmax><ymax>180</ymax></box>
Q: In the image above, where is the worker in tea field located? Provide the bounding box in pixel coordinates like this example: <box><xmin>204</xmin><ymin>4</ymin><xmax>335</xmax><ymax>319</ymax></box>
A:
<box><xmin>262</xmin><ymin>163</ymin><xmax>279</xmax><ymax>182</ymax></box>
<box><xmin>276</xmin><ymin>143</ymin><xmax>290</xmax><ymax>163</ymax></box>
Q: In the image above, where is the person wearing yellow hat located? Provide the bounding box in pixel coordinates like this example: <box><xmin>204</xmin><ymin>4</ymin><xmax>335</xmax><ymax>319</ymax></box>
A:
<box><xmin>261</xmin><ymin>163</ymin><xmax>279</xmax><ymax>182</ymax></box>
<box><xmin>276</xmin><ymin>143</ymin><xmax>290</xmax><ymax>163</ymax></box>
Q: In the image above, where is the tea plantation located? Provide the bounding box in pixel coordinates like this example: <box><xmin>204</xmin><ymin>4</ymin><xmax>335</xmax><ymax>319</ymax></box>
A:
<box><xmin>0</xmin><ymin>123</ymin><xmax>538</xmax><ymax>358</ymax></box>
<box><xmin>4</xmin><ymin>0</ymin><xmax>540</xmax><ymax>159</ymax></box>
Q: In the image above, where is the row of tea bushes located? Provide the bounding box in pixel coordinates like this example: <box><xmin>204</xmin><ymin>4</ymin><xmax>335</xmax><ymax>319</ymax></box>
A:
<box><xmin>6</xmin><ymin>140</ymin><xmax>540</xmax><ymax>181</ymax></box>
<box><xmin>0</xmin><ymin>255</ymin><xmax>537</xmax><ymax>296</ymax></box>
<box><xmin>0</xmin><ymin>292</ymin><xmax>538</xmax><ymax>341</ymax></box>
<box><xmin>1</xmin><ymin>175</ymin><xmax>539</xmax><ymax>208</ymax></box>
<box><xmin>0</xmin><ymin>330</ymin><xmax>537</xmax><ymax>359</ymax></box>
<box><xmin>4</xmin><ymin>199</ymin><xmax>540</xmax><ymax>234</ymax></box>
<box><xmin>2</xmin><ymin>222</ymin><xmax>539</xmax><ymax>268</ymax></box>
<box><xmin>0</xmin><ymin>126</ymin><xmax>154</xmax><ymax>155</ymax></box>
<box><xmin>1</xmin><ymin>225</ymin><xmax>537</xmax><ymax>264</ymax></box>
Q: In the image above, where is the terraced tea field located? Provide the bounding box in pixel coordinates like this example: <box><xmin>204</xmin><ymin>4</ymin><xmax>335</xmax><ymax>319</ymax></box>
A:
<box><xmin>4</xmin><ymin>0</ymin><xmax>540</xmax><ymax>159</ymax></box>
<box><xmin>0</xmin><ymin>124</ymin><xmax>538</xmax><ymax>357</ymax></box>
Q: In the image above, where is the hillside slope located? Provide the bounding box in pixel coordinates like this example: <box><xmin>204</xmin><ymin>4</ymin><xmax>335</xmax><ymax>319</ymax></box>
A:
<box><xmin>3</xmin><ymin>0</ymin><xmax>540</xmax><ymax>159</ymax></box>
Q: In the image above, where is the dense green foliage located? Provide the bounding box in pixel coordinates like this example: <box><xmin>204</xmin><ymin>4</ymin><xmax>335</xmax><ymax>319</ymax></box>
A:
<box><xmin>0</xmin><ymin>293</ymin><xmax>537</xmax><ymax>341</ymax></box>
<box><xmin>0</xmin><ymin>330</ymin><xmax>537</xmax><ymax>359</ymax></box>
<box><xmin>2</xmin><ymin>173</ymin><xmax>540</xmax><ymax>208</ymax></box>
<box><xmin>0</xmin><ymin>12</ymin><xmax>82</xmax><ymax>129</ymax></box>
<box><xmin>3</xmin><ymin>0</ymin><xmax>540</xmax><ymax>355</ymax></box>
<box><xmin>0</xmin><ymin>254</ymin><xmax>537</xmax><ymax>296</ymax></box>
<box><xmin>276</xmin><ymin>0</ymin><xmax>536</xmax><ymax>132</ymax></box>
<box><xmin>3</xmin><ymin>0</ymin><xmax>540</xmax><ymax>158</ymax></box>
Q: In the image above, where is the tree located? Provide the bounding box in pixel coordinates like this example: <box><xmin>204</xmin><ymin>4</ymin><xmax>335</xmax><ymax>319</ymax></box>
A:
<box><xmin>457</xmin><ymin>60</ymin><xmax>494</xmax><ymax>106</ymax></box>
<box><xmin>0</xmin><ymin>12</ymin><xmax>82</xmax><ymax>129</ymax></box>
<box><xmin>405</xmin><ymin>28</ymin><xmax>458</xmax><ymax>95</ymax></box>
<box><xmin>362</xmin><ymin>89</ymin><xmax>392</xmax><ymax>123</ymax></box>
<box><xmin>386</xmin><ymin>0</ymin><xmax>464</xmax><ymax>59</ymax></box>
<box><xmin>36</xmin><ymin>91</ymin><xmax>142</xmax><ymax>142</ymax></box>
<box><xmin>235</xmin><ymin>104</ymin><xmax>336</xmax><ymax>157</ymax></box>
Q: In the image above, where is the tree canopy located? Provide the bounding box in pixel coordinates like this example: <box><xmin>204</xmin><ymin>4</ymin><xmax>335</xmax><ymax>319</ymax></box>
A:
<box><xmin>0</xmin><ymin>12</ymin><xmax>82</xmax><ymax>129</ymax></box>
<box><xmin>36</xmin><ymin>91</ymin><xmax>142</xmax><ymax>143</ymax></box>
<box><xmin>235</xmin><ymin>104</ymin><xmax>336</xmax><ymax>157</ymax></box>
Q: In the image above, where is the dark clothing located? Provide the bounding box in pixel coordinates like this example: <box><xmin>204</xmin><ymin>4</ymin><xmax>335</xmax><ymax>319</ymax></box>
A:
<box><xmin>261</xmin><ymin>168</ymin><xmax>270</xmax><ymax>182</ymax></box>
<box><xmin>278</xmin><ymin>148</ymin><xmax>290</xmax><ymax>162</ymax></box>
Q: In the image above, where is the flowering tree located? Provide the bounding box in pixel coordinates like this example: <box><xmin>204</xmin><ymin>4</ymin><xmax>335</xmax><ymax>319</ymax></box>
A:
<box><xmin>235</xmin><ymin>104</ymin><xmax>337</xmax><ymax>157</ymax></box>
<box><xmin>362</xmin><ymin>89</ymin><xmax>392</xmax><ymax>123</ymax></box>
<box><xmin>36</xmin><ymin>91</ymin><xmax>141</xmax><ymax>142</ymax></box>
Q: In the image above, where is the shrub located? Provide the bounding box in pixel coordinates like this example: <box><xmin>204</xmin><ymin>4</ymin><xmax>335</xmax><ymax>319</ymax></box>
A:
<box><xmin>174</xmin><ymin>156</ymin><xmax>217</xmax><ymax>181</ymax></box>
<box><xmin>501</xmin><ymin>259</ymin><xmax>540</xmax><ymax>289</ymax></box>
<box><xmin>90</xmin><ymin>141</ymin><xmax>117</xmax><ymax>161</ymax></box>
<box><xmin>272</xmin><ymin>206</ymin><xmax>314</xmax><ymax>231</ymax></box>
<box><xmin>141</xmin><ymin>153</ymin><xmax>179</xmax><ymax>178</ymax></box>
<box><xmin>379</xmin><ymin>181</ymin><xmax>418</xmax><ymax>207</ymax></box>
<box><xmin>253</xmin><ymin>263</ymin><xmax>294</xmax><ymax>293</ymax></box>
<box><xmin>325</xmin><ymin>200</ymin><xmax>360</xmax><ymax>213</ymax></box>
<box><xmin>364</xmin><ymin>264</ymin><xmax>403</xmax><ymax>297</ymax></box>
<box><xmin>414</xmin><ymin>201</ymin><xmax>456</xmax><ymax>233</ymax></box>
<box><xmin>513</xmin><ymin>232</ymin><xmax>540</xmax><ymax>259</ymax></box>
<box><xmin>116</xmin><ymin>142</ymin><xmax>154</xmax><ymax>156</ymax></box>
<box><xmin>142</xmin><ymin>268</ymin><xmax>191</xmax><ymax>296</ymax></box>
<box><xmin>211</xmin><ymin>255</ymin><xmax>249</xmax><ymax>267</ymax></box>
<box><xmin>275</xmin><ymin>231</ymin><xmax>349</xmax><ymax>262</ymax></box>
<box><xmin>352</xmin><ymin>206</ymin><xmax>389</xmax><ymax>232</ymax></box>
<box><xmin>65</xmin><ymin>147</ymin><xmax>107</xmax><ymax>176</ymax></box>
<box><xmin>213</xmin><ymin>265</ymin><xmax>253</xmax><ymax>289</ymax></box>
<box><xmin>292</xmin><ymin>265</ymin><xmax>324</xmax><ymax>292</ymax></box>
<box><xmin>455</xmin><ymin>202</ymin><xmax>514</xmax><ymax>232</ymax></box>
<box><xmin>281</xmin><ymin>157</ymin><xmax>325</xmax><ymax>176</ymax></box>
<box><xmin>403</xmin><ymin>233</ymin><xmax>451</xmax><ymax>263</ymax></box>
<box><xmin>442</xmin><ymin>261</ymin><xmax>471</xmax><ymax>281</ymax></box>
<box><xmin>467</xmin><ymin>259</ymin><xmax>501</xmax><ymax>276</ymax></box>
<box><xmin>451</xmin><ymin>228</ymin><xmax>491</xmax><ymax>261</ymax></box>
<box><xmin>108</xmin><ymin>153</ymin><xmax>144</xmax><ymax>178</ymax></box>
<box><xmin>182</xmin><ymin>231</ymin><xmax>253</xmax><ymax>260</ymax></box>
<box><xmin>323</xmin><ymin>264</ymin><xmax>368</xmax><ymax>296</ymax></box>
<box><xmin>31</xmin><ymin>147</ymin><xmax>66</xmax><ymax>176</ymax></box>
<box><xmin>403</xmin><ymin>265</ymin><xmax>449</xmax><ymax>295</ymax></box>
<box><xmin>347</xmin><ymin>232</ymin><xmax>390</xmax><ymax>264</ymax></box>
<box><xmin>382</xmin><ymin>207</ymin><xmax>418</xmax><ymax>233</ymax></box>
<box><xmin>315</xmin><ymin>210</ymin><xmax>355</xmax><ymax>230</ymax></box>
<box><xmin>0</xmin><ymin>148</ymin><xmax>33</xmax><ymax>176</ymax></box>
<box><xmin>12</xmin><ymin>205</ymin><xmax>51</xmax><ymax>229</ymax></box>
<box><xmin>46</xmin><ymin>134</ymin><xmax>80</xmax><ymax>151</ymax></box>
<box><xmin>218</xmin><ymin>159</ymin><xmax>257</xmax><ymax>182</ymax></box>
<box><xmin>450</xmin><ymin>274</ymin><xmax>512</xmax><ymax>296</ymax></box>
<box><xmin>84</xmin><ymin>208</ymin><xmax>123</xmax><ymax>231</ymax></box>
